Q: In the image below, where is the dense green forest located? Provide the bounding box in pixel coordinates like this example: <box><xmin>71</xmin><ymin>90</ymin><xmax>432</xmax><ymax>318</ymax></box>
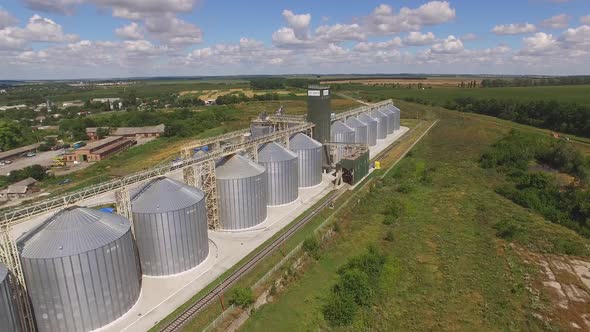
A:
<box><xmin>481</xmin><ymin>131</ymin><xmax>590</xmax><ymax>239</ymax></box>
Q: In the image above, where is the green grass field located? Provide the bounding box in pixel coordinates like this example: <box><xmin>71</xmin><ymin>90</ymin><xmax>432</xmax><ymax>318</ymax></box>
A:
<box><xmin>240</xmin><ymin>106</ymin><xmax>590</xmax><ymax>331</ymax></box>
<box><xmin>342</xmin><ymin>84</ymin><xmax>590</xmax><ymax>105</ymax></box>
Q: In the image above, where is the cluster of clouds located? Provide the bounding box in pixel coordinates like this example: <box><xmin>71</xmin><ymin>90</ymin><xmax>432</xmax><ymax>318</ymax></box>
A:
<box><xmin>0</xmin><ymin>1</ymin><xmax>589</xmax><ymax>78</ymax></box>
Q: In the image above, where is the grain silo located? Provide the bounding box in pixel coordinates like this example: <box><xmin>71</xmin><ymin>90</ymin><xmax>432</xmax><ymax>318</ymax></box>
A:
<box><xmin>390</xmin><ymin>105</ymin><xmax>401</xmax><ymax>131</ymax></box>
<box><xmin>216</xmin><ymin>154</ymin><xmax>267</xmax><ymax>230</ymax></box>
<box><xmin>258</xmin><ymin>142</ymin><xmax>299</xmax><ymax>206</ymax></box>
<box><xmin>380</xmin><ymin>106</ymin><xmax>395</xmax><ymax>135</ymax></box>
<box><xmin>0</xmin><ymin>263</ymin><xmax>20</xmax><ymax>332</ymax></box>
<box><xmin>307</xmin><ymin>85</ymin><xmax>331</xmax><ymax>144</ymax></box>
<box><xmin>331</xmin><ymin>121</ymin><xmax>355</xmax><ymax>163</ymax></box>
<box><xmin>132</xmin><ymin>177</ymin><xmax>209</xmax><ymax>276</ymax></box>
<box><xmin>18</xmin><ymin>207</ymin><xmax>141</xmax><ymax>332</ymax></box>
<box><xmin>370</xmin><ymin>109</ymin><xmax>388</xmax><ymax>139</ymax></box>
<box><xmin>289</xmin><ymin>133</ymin><xmax>322</xmax><ymax>188</ymax></box>
<box><xmin>345</xmin><ymin>117</ymin><xmax>368</xmax><ymax>144</ymax></box>
<box><xmin>357</xmin><ymin>113</ymin><xmax>377</xmax><ymax>147</ymax></box>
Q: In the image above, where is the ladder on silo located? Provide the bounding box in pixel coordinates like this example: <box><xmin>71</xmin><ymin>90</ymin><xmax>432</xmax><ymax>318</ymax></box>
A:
<box><xmin>183</xmin><ymin>159</ymin><xmax>220</xmax><ymax>230</ymax></box>
<box><xmin>0</xmin><ymin>227</ymin><xmax>35</xmax><ymax>331</ymax></box>
<box><xmin>115</xmin><ymin>186</ymin><xmax>135</xmax><ymax>237</ymax></box>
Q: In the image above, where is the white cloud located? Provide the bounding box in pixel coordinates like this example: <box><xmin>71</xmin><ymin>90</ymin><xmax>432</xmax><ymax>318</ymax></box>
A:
<box><xmin>281</xmin><ymin>9</ymin><xmax>311</xmax><ymax>39</ymax></box>
<box><xmin>540</xmin><ymin>14</ymin><xmax>569</xmax><ymax>29</ymax></box>
<box><xmin>353</xmin><ymin>37</ymin><xmax>402</xmax><ymax>52</ymax></box>
<box><xmin>143</xmin><ymin>14</ymin><xmax>202</xmax><ymax>46</ymax></box>
<box><xmin>431</xmin><ymin>35</ymin><xmax>463</xmax><ymax>53</ymax></box>
<box><xmin>365</xmin><ymin>1</ymin><xmax>456</xmax><ymax>35</ymax></box>
<box><xmin>403</xmin><ymin>31</ymin><xmax>436</xmax><ymax>46</ymax></box>
<box><xmin>22</xmin><ymin>0</ymin><xmax>83</xmax><ymax>15</ymax></box>
<box><xmin>272</xmin><ymin>27</ymin><xmax>314</xmax><ymax>47</ymax></box>
<box><xmin>0</xmin><ymin>9</ymin><xmax>18</xmax><ymax>29</ymax></box>
<box><xmin>581</xmin><ymin>15</ymin><xmax>590</xmax><ymax>25</ymax></box>
<box><xmin>23</xmin><ymin>0</ymin><xmax>195</xmax><ymax>17</ymax></box>
<box><xmin>0</xmin><ymin>14</ymin><xmax>77</xmax><ymax>50</ymax></box>
<box><xmin>492</xmin><ymin>23</ymin><xmax>536</xmax><ymax>35</ymax></box>
<box><xmin>115</xmin><ymin>22</ymin><xmax>143</xmax><ymax>40</ymax></box>
<box><xmin>560</xmin><ymin>25</ymin><xmax>590</xmax><ymax>47</ymax></box>
<box><xmin>518</xmin><ymin>32</ymin><xmax>559</xmax><ymax>55</ymax></box>
<box><xmin>315</xmin><ymin>23</ymin><xmax>366</xmax><ymax>42</ymax></box>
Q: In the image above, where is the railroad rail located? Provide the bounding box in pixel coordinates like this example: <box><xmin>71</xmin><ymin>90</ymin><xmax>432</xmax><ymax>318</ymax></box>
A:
<box><xmin>159</xmin><ymin>185</ymin><xmax>348</xmax><ymax>332</ymax></box>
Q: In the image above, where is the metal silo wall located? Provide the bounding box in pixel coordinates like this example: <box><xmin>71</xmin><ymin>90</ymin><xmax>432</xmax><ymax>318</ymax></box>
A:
<box><xmin>260</xmin><ymin>156</ymin><xmax>299</xmax><ymax>205</ymax></box>
<box><xmin>133</xmin><ymin>200</ymin><xmax>209</xmax><ymax>276</ymax></box>
<box><xmin>358</xmin><ymin>115</ymin><xmax>377</xmax><ymax>146</ymax></box>
<box><xmin>382</xmin><ymin>108</ymin><xmax>395</xmax><ymax>134</ymax></box>
<box><xmin>371</xmin><ymin>112</ymin><xmax>387</xmax><ymax>139</ymax></box>
<box><xmin>217</xmin><ymin>172</ymin><xmax>267</xmax><ymax>230</ymax></box>
<box><xmin>331</xmin><ymin>128</ymin><xmax>355</xmax><ymax>164</ymax></box>
<box><xmin>352</xmin><ymin>124</ymin><xmax>368</xmax><ymax>144</ymax></box>
<box><xmin>21</xmin><ymin>230</ymin><xmax>141</xmax><ymax>332</ymax></box>
<box><xmin>0</xmin><ymin>271</ymin><xmax>20</xmax><ymax>332</ymax></box>
<box><xmin>307</xmin><ymin>91</ymin><xmax>331</xmax><ymax>144</ymax></box>
<box><xmin>394</xmin><ymin>109</ymin><xmax>401</xmax><ymax>130</ymax></box>
<box><xmin>292</xmin><ymin>145</ymin><xmax>322</xmax><ymax>188</ymax></box>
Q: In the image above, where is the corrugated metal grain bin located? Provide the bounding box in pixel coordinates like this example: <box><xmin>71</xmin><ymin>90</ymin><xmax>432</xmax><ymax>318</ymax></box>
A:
<box><xmin>345</xmin><ymin>117</ymin><xmax>368</xmax><ymax>144</ymax></box>
<box><xmin>390</xmin><ymin>105</ymin><xmax>401</xmax><ymax>131</ymax></box>
<box><xmin>371</xmin><ymin>109</ymin><xmax>388</xmax><ymax>139</ymax></box>
<box><xmin>380</xmin><ymin>106</ymin><xmax>395</xmax><ymax>135</ymax></box>
<box><xmin>132</xmin><ymin>177</ymin><xmax>209</xmax><ymax>276</ymax></box>
<box><xmin>330</xmin><ymin>121</ymin><xmax>355</xmax><ymax>163</ymax></box>
<box><xmin>18</xmin><ymin>207</ymin><xmax>141</xmax><ymax>332</ymax></box>
<box><xmin>258</xmin><ymin>142</ymin><xmax>299</xmax><ymax>206</ymax></box>
<box><xmin>0</xmin><ymin>264</ymin><xmax>20</xmax><ymax>332</ymax></box>
<box><xmin>289</xmin><ymin>133</ymin><xmax>322</xmax><ymax>188</ymax></box>
<box><xmin>357</xmin><ymin>113</ymin><xmax>378</xmax><ymax>147</ymax></box>
<box><xmin>216</xmin><ymin>154</ymin><xmax>267</xmax><ymax>230</ymax></box>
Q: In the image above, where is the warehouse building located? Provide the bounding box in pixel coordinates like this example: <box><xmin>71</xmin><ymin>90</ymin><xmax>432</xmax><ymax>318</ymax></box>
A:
<box><xmin>86</xmin><ymin>124</ymin><xmax>165</xmax><ymax>140</ymax></box>
<box><xmin>64</xmin><ymin>136</ymin><xmax>136</xmax><ymax>162</ymax></box>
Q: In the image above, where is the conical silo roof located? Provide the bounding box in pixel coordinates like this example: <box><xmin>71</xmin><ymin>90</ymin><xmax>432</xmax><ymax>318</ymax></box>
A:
<box><xmin>345</xmin><ymin>117</ymin><xmax>366</xmax><ymax>128</ymax></box>
<box><xmin>371</xmin><ymin>109</ymin><xmax>387</xmax><ymax>118</ymax></box>
<box><xmin>132</xmin><ymin>177</ymin><xmax>205</xmax><ymax>214</ymax></box>
<box><xmin>290</xmin><ymin>133</ymin><xmax>321</xmax><ymax>150</ymax></box>
<box><xmin>19</xmin><ymin>207</ymin><xmax>131</xmax><ymax>259</ymax></box>
<box><xmin>259</xmin><ymin>142</ymin><xmax>297</xmax><ymax>162</ymax></box>
<box><xmin>381</xmin><ymin>106</ymin><xmax>393</xmax><ymax>115</ymax></box>
<box><xmin>216</xmin><ymin>154</ymin><xmax>265</xmax><ymax>180</ymax></box>
<box><xmin>331</xmin><ymin>120</ymin><xmax>354</xmax><ymax>133</ymax></box>
<box><xmin>358</xmin><ymin>113</ymin><xmax>377</xmax><ymax>123</ymax></box>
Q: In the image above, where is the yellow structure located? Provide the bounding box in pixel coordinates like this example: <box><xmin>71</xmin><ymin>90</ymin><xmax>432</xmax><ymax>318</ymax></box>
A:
<box><xmin>375</xmin><ymin>161</ymin><xmax>381</xmax><ymax>169</ymax></box>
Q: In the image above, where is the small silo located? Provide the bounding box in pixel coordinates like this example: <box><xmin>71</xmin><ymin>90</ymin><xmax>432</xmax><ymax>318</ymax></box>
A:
<box><xmin>216</xmin><ymin>154</ymin><xmax>267</xmax><ymax>230</ymax></box>
<box><xmin>0</xmin><ymin>263</ymin><xmax>21</xmax><ymax>332</ymax></box>
<box><xmin>370</xmin><ymin>109</ymin><xmax>388</xmax><ymax>140</ymax></box>
<box><xmin>357</xmin><ymin>113</ymin><xmax>378</xmax><ymax>147</ymax></box>
<box><xmin>289</xmin><ymin>133</ymin><xmax>322</xmax><ymax>188</ymax></box>
<box><xmin>345</xmin><ymin>117</ymin><xmax>368</xmax><ymax>144</ymax></box>
<box><xmin>132</xmin><ymin>177</ymin><xmax>209</xmax><ymax>276</ymax></box>
<box><xmin>331</xmin><ymin>121</ymin><xmax>355</xmax><ymax>163</ymax></box>
<box><xmin>258</xmin><ymin>142</ymin><xmax>298</xmax><ymax>206</ymax></box>
<box><xmin>380</xmin><ymin>106</ymin><xmax>395</xmax><ymax>135</ymax></box>
<box><xmin>18</xmin><ymin>207</ymin><xmax>141</xmax><ymax>332</ymax></box>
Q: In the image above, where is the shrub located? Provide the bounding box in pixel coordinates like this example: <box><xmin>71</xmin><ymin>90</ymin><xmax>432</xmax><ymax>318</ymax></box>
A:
<box><xmin>384</xmin><ymin>230</ymin><xmax>395</xmax><ymax>241</ymax></box>
<box><xmin>322</xmin><ymin>292</ymin><xmax>357</xmax><ymax>327</ymax></box>
<box><xmin>228</xmin><ymin>287</ymin><xmax>254</xmax><ymax>308</ymax></box>
<box><xmin>303</xmin><ymin>236</ymin><xmax>321</xmax><ymax>259</ymax></box>
<box><xmin>493</xmin><ymin>220</ymin><xmax>523</xmax><ymax>240</ymax></box>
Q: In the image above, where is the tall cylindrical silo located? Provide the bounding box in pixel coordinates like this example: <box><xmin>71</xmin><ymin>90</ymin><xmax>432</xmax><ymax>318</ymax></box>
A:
<box><xmin>390</xmin><ymin>105</ymin><xmax>401</xmax><ymax>131</ymax></box>
<box><xmin>0</xmin><ymin>263</ymin><xmax>21</xmax><ymax>332</ymax></box>
<box><xmin>132</xmin><ymin>177</ymin><xmax>209</xmax><ymax>276</ymax></box>
<box><xmin>306</xmin><ymin>85</ymin><xmax>331</xmax><ymax>145</ymax></box>
<box><xmin>358</xmin><ymin>113</ymin><xmax>377</xmax><ymax>147</ymax></box>
<box><xmin>216</xmin><ymin>154</ymin><xmax>267</xmax><ymax>230</ymax></box>
<box><xmin>380</xmin><ymin>106</ymin><xmax>395</xmax><ymax>135</ymax></box>
<box><xmin>345</xmin><ymin>117</ymin><xmax>368</xmax><ymax>144</ymax></box>
<box><xmin>289</xmin><ymin>133</ymin><xmax>322</xmax><ymax>188</ymax></box>
<box><xmin>331</xmin><ymin>121</ymin><xmax>355</xmax><ymax>163</ymax></box>
<box><xmin>371</xmin><ymin>109</ymin><xmax>388</xmax><ymax>139</ymax></box>
<box><xmin>258</xmin><ymin>142</ymin><xmax>299</xmax><ymax>206</ymax></box>
<box><xmin>18</xmin><ymin>207</ymin><xmax>141</xmax><ymax>332</ymax></box>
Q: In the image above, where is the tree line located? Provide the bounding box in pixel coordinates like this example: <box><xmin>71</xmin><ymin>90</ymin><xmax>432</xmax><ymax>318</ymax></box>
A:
<box><xmin>249</xmin><ymin>77</ymin><xmax>319</xmax><ymax>90</ymax></box>
<box><xmin>446</xmin><ymin>97</ymin><xmax>590</xmax><ymax>138</ymax></box>
<box><xmin>481</xmin><ymin>76</ymin><xmax>590</xmax><ymax>88</ymax></box>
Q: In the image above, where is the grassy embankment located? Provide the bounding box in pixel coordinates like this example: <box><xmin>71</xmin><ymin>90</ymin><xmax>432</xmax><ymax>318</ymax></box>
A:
<box><xmin>240</xmin><ymin>104</ymin><xmax>590</xmax><ymax>331</ymax></box>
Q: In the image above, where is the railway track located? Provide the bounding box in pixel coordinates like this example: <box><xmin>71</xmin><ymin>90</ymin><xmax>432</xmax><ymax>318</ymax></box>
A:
<box><xmin>159</xmin><ymin>185</ymin><xmax>347</xmax><ymax>332</ymax></box>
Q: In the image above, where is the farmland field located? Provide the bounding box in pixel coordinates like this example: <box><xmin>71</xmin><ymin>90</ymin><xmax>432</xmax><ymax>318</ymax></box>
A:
<box><xmin>341</xmin><ymin>84</ymin><xmax>590</xmax><ymax>105</ymax></box>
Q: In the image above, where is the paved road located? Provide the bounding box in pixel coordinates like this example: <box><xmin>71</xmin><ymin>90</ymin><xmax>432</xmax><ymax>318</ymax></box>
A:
<box><xmin>0</xmin><ymin>149</ymin><xmax>65</xmax><ymax>175</ymax></box>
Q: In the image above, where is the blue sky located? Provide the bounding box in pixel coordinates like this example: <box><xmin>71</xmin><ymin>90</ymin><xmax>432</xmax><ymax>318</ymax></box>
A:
<box><xmin>0</xmin><ymin>0</ymin><xmax>589</xmax><ymax>79</ymax></box>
